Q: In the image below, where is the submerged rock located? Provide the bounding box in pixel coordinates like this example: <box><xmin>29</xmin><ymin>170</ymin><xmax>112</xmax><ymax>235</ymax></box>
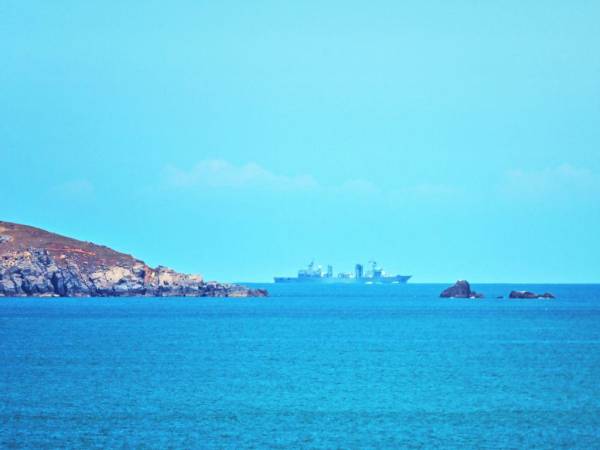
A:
<box><xmin>509</xmin><ymin>290</ymin><xmax>555</xmax><ymax>299</ymax></box>
<box><xmin>440</xmin><ymin>280</ymin><xmax>484</xmax><ymax>298</ymax></box>
<box><xmin>0</xmin><ymin>221</ymin><xmax>267</xmax><ymax>298</ymax></box>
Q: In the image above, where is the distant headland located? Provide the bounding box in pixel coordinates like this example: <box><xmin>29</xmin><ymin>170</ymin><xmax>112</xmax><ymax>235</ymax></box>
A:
<box><xmin>0</xmin><ymin>221</ymin><xmax>267</xmax><ymax>298</ymax></box>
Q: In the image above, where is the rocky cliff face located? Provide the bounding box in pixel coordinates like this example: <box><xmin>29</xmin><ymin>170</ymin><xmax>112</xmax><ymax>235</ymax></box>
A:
<box><xmin>0</xmin><ymin>221</ymin><xmax>267</xmax><ymax>298</ymax></box>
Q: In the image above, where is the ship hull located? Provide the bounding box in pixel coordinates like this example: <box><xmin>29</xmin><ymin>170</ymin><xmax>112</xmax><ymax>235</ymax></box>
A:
<box><xmin>273</xmin><ymin>275</ymin><xmax>411</xmax><ymax>284</ymax></box>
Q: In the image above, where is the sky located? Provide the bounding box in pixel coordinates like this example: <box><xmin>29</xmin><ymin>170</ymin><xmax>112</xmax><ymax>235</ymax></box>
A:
<box><xmin>1</xmin><ymin>1</ymin><xmax>599</xmax><ymax>283</ymax></box>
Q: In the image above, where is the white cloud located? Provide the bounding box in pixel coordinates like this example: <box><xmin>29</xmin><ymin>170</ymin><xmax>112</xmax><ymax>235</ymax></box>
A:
<box><xmin>501</xmin><ymin>164</ymin><xmax>597</xmax><ymax>198</ymax></box>
<box><xmin>398</xmin><ymin>182</ymin><xmax>463</xmax><ymax>199</ymax></box>
<box><xmin>163</xmin><ymin>159</ymin><xmax>466</xmax><ymax>204</ymax></box>
<box><xmin>335</xmin><ymin>179</ymin><xmax>381</xmax><ymax>195</ymax></box>
<box><xmin>164</xmin><ymin>160</ymin><xmax>318</xmax><ymax>191</ymax></box>
<box><xmin>53</xmin><ymin>179</ymin><xmax>95</xmax><ymax>198</ymax></box>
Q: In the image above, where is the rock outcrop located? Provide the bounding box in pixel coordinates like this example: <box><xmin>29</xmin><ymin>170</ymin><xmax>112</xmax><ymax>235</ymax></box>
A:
<box><xmin>440</xmin><ymin>280</ymin><xmax>484</xmax><ymax>298</ymax></box>
<box><xmin>0</xmin><ymin>221</ymin><xmax>267</xmax><ymax>298</ymax></box>
<box><xmin>509</xmin><ymin>290</ymin><xmax>555</xmax><ymax>299</ymax></box>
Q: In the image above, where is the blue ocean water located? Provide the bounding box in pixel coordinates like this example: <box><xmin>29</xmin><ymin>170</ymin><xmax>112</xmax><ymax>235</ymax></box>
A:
<box><xmin>2</xmin><ymin>284</ymin><xmax>600</xmax><ymax>449</ymax></box>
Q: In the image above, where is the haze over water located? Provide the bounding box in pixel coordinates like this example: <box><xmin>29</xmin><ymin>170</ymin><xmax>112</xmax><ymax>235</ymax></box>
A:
<box><xmin>2</xmin><ymin>284</ymin><xmax>600</xmax><ymax>448</ymax></box>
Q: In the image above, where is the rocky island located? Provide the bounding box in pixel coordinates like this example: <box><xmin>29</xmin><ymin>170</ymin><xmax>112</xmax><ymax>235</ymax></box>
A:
<box><xmin>440</xmin><ymin>280</ymin><xmax>484</xmax><ymax>298</ymax></box>
<box><xmin>0</xmin><ymin>221</ymin><xmax>267</xmax><ymax>298</ymax></box>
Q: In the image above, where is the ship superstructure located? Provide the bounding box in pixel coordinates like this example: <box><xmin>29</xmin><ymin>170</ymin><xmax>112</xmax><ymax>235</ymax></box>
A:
<box><xmin>274</xmin><ymin>261</ymin><xmax>411</xmax><ymax>284</ymax></box>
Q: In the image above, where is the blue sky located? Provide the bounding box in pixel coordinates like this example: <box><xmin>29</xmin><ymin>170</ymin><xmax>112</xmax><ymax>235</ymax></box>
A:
<box><xmin>2</xmin><ymin>1</ymin><xmax>599</xmax><ymax>282</ymax></box>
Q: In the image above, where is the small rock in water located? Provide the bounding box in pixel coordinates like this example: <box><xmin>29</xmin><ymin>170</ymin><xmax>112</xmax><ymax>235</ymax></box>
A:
<box><xmin>508</xmin><ymin>290</ymin><xmax>555</xmax><ymax>299</ymax></box>
<box><xmin>440</xmin><ymin>280</ymin><xmax>484</xmax><ymax>299</ymax></box>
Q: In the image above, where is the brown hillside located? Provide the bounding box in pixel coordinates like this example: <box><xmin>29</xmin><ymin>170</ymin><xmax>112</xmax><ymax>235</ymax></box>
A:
<box><xmin>0</xmin><ymin>221</ymin><xmax>267</xmax><ymax>298</ymax></box>
<box><xmin>0</xmin><ymin>221</ymin><xmax>141</xmax><ymax>271</ymax></box>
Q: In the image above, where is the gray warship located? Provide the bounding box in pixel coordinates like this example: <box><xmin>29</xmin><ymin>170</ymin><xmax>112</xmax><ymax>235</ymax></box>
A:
<box><xmin>274</xmin><ymin>261</ymin><xmax>411</xmax><ymax>284</ymax></box>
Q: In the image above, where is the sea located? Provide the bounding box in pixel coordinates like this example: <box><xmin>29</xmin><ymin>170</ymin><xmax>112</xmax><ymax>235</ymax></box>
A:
<box><xmin>2</xmin><ymin>283</ymin><xmax>600</xmax><ymax>449</ymax></box>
